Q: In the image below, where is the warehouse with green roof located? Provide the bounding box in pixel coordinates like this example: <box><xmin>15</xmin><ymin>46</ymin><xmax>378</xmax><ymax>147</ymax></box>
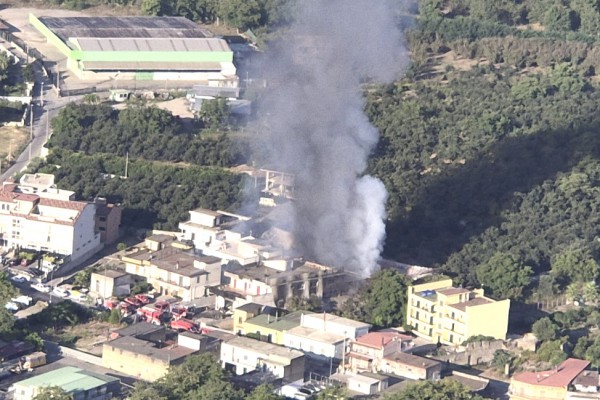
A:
<box><xmin>28</xmin><ymin>14</ymin><xmax>238</xmax><ymax>85</ymax></box>
<box><xmin>10</xmin><ymin>366</ymin><xmax>120</xmax><ymax>399</ymax></box>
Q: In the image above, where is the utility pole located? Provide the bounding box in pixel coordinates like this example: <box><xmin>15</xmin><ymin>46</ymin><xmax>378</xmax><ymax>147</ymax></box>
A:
<box><xmin>40</xmin><ymin>84</ymin><xmax>44</xmax><ymax>107</ymax></box>
<box><xmin>45</xmin><ymin>110</ymin><xmax>49</xmax><ymax>142</ymax></box>
<box><xmin>29</xmin><ymin>105</ymin><xmax>33</xmax><ymax>161</ymax></box>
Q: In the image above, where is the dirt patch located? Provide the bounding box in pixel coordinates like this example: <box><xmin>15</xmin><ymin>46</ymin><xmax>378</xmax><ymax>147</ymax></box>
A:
<box><xmin>64</xmin><ymin>320</ymin><xmax>115</xmax><ymax>356</ymax></box>
<box><xmin>0</xmin><ymin>125</ymin><xmax>28</xmax><ymax>162</ymax></box>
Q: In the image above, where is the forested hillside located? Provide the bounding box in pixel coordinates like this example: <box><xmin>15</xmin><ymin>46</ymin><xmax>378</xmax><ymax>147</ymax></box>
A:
<box><xmin>367</xmin><ymin>0</ymin><xmax>600</xmax><ymax>300</ymax></box>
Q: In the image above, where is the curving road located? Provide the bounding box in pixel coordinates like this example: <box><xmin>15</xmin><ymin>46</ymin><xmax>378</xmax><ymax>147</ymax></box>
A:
<box><xmin>0</xmin><ymin>64</ymin><xmax>80</xmax><ymax>182</ymax></box>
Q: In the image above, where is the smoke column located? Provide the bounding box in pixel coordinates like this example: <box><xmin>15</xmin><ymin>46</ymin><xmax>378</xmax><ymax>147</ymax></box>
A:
<box><xmin>257</xmin><ymin>0</ymin><xmax>408</xmax><ymax>277</ymax></box>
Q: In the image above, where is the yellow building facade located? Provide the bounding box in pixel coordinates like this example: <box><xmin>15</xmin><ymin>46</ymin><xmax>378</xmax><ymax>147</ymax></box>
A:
<box><xmin>406</xmin><ymin>279</ymin><xmax>510</xmax><ymax>345</ymax></box>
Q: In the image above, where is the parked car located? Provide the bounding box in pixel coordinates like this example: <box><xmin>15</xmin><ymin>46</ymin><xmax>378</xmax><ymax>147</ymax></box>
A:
<box><xmin>10</xmin><ymin>275</ymin><xmax>29</xmax><ymax>284</ymax></box>
<box><xmin>169</xmin><ymin>318</ymin><xmax>200</xmax><ymax>333</ymax></box>
<box><xmin>52</xmin><ymin>287</ymin><xmax>70</xmax><ymax>297</ymax></box>
<box><xmin>31</xmin><ymin>283</ymin><xmax>51</xmax><ymax>293</ymax></box>
<box><xmin>124</xmin><ymin>297</ymin><xmax>143</xmax><ymax>307</ymax></box>
<box><xmin>11</xmin><ymin>296</ymin><xmax>33</xmax><ymax>307</ymax></box>
<box><xmin>69</xmin><ymin>290</ymin><xmax>89</xmax><ymax>302</ymax></box>
<box><xmin>4</xmin><ymin>302</ymin><xmax>19</xmax><ymax>312</ymax></box>
<box><xmin>134</xmin><ymin>294</ymin><xmax>152</xmax><ymax>304</ymax></box>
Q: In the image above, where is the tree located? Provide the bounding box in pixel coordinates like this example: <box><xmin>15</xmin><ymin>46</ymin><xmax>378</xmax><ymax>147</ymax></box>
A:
<box><xmin>72</xmin><ymin>268</ymin><xmax>92</xmax><ymax>288</ymax></box>
<box><xmin>246</xmin><ymin>385</ymin><xmax>283</xmax><ymax>400</ymax></box>
<box><xmin>532</xmin><ymin>317</ymin><xmax>560</xmax><ymax>341</ymax></box>
<box><xmin>218</xmin><ymin>0</ymin><xmax>262</xmax><ymax>31</ymax></box>
<box><xmin>551</xmin><ymin>244</ymin><xmax>599</xmax><ymax>286</ymax></box>
<box><xmin>492</xmin><ymin>349</ymin><xmax>513</xmax><ymax>372</ymax></box>
<box><xmin>361</xmin><ymin>269</ymin><xmax>409</xmax><ymax>328</ymax></box>
<box><xmin>108</xmin><ymin>308</ymin><xmax>121</xmax><ymax>325</ymax></box>
<box><xmin>475</xmin><ymin>252</ymin><xmax>533</xmax><ymax>300</ymax></box>
<box><xmin>33</xmin><ymin>387</ymin><xmax>73</xmax><ymax>400</ymax></box>
<box><xmin>316</xmin><ymin>385</ymin><xmax>348</xmax><ymax>400</ymax></box>
<box><xmin>536</xmin><ymin>340</ymin><xmax>568</xmax><ymax>365</ymax></box>
<box><xmin>285</xmin><ymin>295</ymin><xmax>321</xmax><ymax>312</ymax></box>
<box><xmin>385</xmin><ymin>379</ymin><xmax>485</xmax><ymax>400</ymax></box>
<box><xmin>197</xmin><ymin>97</ymin><xmax>230</xmax><ymax>131</ymax></box>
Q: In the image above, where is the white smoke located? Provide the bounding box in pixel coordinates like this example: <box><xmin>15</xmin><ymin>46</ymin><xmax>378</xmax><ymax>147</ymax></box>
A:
<box><xmin>256</xmin><ymin>0</ymin><xmax>408</xmax><ymax>277</ymax></box>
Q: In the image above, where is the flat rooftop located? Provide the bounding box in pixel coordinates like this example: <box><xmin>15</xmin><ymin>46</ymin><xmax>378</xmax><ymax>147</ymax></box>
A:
<box><xmin>286</xmin><ymin>326</ymin><xmax>345</xmax><ymax>345</ymax></box>
<box><xmin>15</xmin><ymin>366</ymin><xmax>118</xmax><ymax>391</ymax></box>
<box><xmin>74</xmin><ymin>37</ymin><xmax>230</xmax><ymax>52</ymax></box>
<box><xmin>226</xmin><ymin>336</ymin><xmax>303</xmax><ymax>359</ymax></box>
<box><xmin>105</xmin><ymin>336</ymin><xmax>196</xmax><ymax>362</ymax></box>
<box><xmin>37</xmin><ymin>16</ymin><xmax>211</xmax><ymax>42</ymax></box>
<box><xmin>245</xmin><ymin>310</ymin><xmax>307</xmax><ymax>331</ymax></box>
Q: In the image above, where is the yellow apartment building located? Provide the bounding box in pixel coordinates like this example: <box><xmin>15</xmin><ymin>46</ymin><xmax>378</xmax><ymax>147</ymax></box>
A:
<box><xmin>406</xmin><ymin>279</ymin><xmax>510</xmax><ymax>345</ymax></box>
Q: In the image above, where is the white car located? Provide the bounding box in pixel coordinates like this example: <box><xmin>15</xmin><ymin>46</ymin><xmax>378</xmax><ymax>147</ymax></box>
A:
<box><xmin>31</xmin><ymin>283</ymin><xmax>51</xmax><ymax>293</ymax></box>
<box><xmin>10</xmin><ymin>275</ymin><xmax>29</xmax><ymax>284</ymax></box>
<box><xmin>52</xmin><ymin>287</ymin><xmax>70</xmax><ymax>297</ymax></box>
<box><xmin>4</xmin><ymin>302</ymin><xmax>19</xmax><ymax>312</ymax></box>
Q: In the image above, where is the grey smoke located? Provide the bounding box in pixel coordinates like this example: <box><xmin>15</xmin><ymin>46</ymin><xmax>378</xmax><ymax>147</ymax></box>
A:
<box><xmin>256</xmin><ymin>0</ymin><xmax>408</xmax><ymax>277</ymax></box>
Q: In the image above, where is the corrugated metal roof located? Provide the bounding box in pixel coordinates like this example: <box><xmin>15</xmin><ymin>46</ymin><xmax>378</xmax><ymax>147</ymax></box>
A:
<box><xmin>39</xmin><ymin>16</ymin><xmax>210</xmax><ymax>41</ymax></box>
<box><xmin>75</xmin><ymin>37</ymin><xmax>231</xmax><ymax>53</ymax></box>
<box><xmin>15</xmin><ymin>366</ymin><xmax>118</xmax><ymax>390</ymax></box>
<box><xmin>81</xmin><ymin>61</ymin><xmax>225</xmax><ymax>71</ymax></box>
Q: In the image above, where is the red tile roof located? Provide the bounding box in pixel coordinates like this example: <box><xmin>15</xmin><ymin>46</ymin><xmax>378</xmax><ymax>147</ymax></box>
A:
<box><xmin>355</xmin><ymin>331</ymin><xmax>413</xmax><ymax>349</ymax></box>
<box><xmin>39</xmin><ymin>198</ymin><xmax>87</xmax><ymax>211</ymax></box>
<box><xmin>512</xmin><ymin>358</ymin><xmax>590</xmax><ymax>388</ymax></box>
<box><xmin>15</xmin><ymin>193</ymin><xmax>39</xmax><ymax>202</ymax></box>
<box><xmin>447</xmin><ymin>297</ymin><xmax>492</xmax><ymax>312</ymax></box>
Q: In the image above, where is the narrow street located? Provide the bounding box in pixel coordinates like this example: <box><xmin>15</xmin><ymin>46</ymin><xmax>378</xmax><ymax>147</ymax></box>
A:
<box><xmin>0</xmin><ymin>62</ymin><xmax>79</xmax><ymax>182</ymax></box>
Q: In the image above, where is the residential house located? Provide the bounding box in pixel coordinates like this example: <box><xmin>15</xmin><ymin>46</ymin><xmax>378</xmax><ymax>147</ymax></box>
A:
<box><xmin>330</xmin><ymin>372</ymin><xmax>389</xmax><ymax>395</ymax></box>
<box><xmin>90</xmin><ymin>269</ymin><xmax>132</xmax><ymax>299</ymax></box>
<box><xmin>405</xmin><ymin>278</ymin><xmax>510</xmax><ymax>345</ymax></box>
<box><xmin>94</xmin><ymin>198</ymin><xmax>122</xmax><ymax>244</ymax></box>
<box><xmin>0</xmin><ymin>175</ymin><xmax>105</xmax><ymax>264</ymax></box>
<box><xmin>283</xmin><ymin>313</ymin><xmax>371</xmax><ymax>359</ymax></box>
<box><xmin>509</xmin><ymin>358</ymin><xmax>590</xmax><ymax>400</ymax></box>
<box><xmin>10</xmin><ymin>366</ymin><xmax>120</xmax><ymax>400</ymax></box>
<box><xmin>239</xmin><ymin>310</ymin><xmax>306</xmax><ymax>345</ymax></box>
<box><xmin>379</xmin><ymin>352</ymin><xmax>442</xmax><ymax>381</ymax></box>
<box><xmin>347</xmin><ymin>331</ymin><xmax>414</xmax><ymax>373</ymax></box>
<box><xmin>122</xmin><ymin>245</ymin><xmax>222</xmax><ymax>301</ymax></box>
<box><xmin>220</xmin><ymin>336</ymin><xmax>305</xmax><ymax>382</ymax></box>
<box><xmin>232</xmin><ymin>302</ymin><xmax>266</xmax><ymax>333</ymax></box>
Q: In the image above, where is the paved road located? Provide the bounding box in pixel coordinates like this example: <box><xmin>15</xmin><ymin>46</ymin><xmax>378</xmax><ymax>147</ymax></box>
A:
<box><xmin>1</xmin><ymin>65</ymin><xmax>80</xmax><ymax>182</ymax></box>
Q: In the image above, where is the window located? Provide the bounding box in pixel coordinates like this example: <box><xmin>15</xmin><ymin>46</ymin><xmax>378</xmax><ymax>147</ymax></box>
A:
<box><xmin>99</xmin><ymin>216</ymin><xmax>106</xmax><ymax>222</ymax></box>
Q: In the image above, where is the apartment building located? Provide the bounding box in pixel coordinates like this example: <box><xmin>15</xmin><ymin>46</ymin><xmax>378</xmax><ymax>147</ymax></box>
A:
<box><xmin>405</xmin><ymin>278</ymin><xmax>510</xmax><ymax>345</ymax></box>
<box><xmin>0</xmin><ymin>175</ymin><xmax>104</xmax><ymax>263</ymax></box>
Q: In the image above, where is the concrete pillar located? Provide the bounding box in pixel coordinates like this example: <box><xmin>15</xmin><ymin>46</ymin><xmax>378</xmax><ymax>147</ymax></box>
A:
<box><xmin>317</xmin><ymin>271</ymin><xmax>324</xmax><ymax>298</ymax></box>
<box><xmin>302</xmin><ymin>273</ymin><xmax>310</xmax><ymax>298</ymax></box>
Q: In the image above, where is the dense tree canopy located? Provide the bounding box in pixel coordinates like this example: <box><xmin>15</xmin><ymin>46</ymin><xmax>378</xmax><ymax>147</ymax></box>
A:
<box><xmin>384</xmin><ymin>380</ymin><xmax>484</xmax><ymax>400</ymax></box>
<box><xmin>28</xmin><ymin>149</ymin><xmax>245</xmax><ymax>230</ymax></box>
<box><xmin>50</xmin><ymin>103</ymin><xmax>247</xmax><ymax>167</ymax></box>
<box><xmin>339</xmin><ymin>269</ymin><xmax>408</xmax><ymax>328</ymax></box>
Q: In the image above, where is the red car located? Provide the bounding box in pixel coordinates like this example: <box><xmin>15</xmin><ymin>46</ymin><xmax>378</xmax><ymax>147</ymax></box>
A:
<box><xmin>124</xmin><ymin>297</ymin><xmax>143</xmax><ymax>307</ymax></box>
<box><xmin>170</xmin><ymin>318</ymin><xmax>199</xmax><ymax>333</ymax></box>
<box><xmin>135</xmin><ymin>294</ymin><xmax>152</xmax><ymax>304</ymax></box>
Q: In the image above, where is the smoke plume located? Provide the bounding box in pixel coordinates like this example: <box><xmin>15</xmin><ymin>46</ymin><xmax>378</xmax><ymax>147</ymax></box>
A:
<box><xmin>257</xmin><ymin>0</ymin><xmax>408</xmax><ymax>277</ymax></box>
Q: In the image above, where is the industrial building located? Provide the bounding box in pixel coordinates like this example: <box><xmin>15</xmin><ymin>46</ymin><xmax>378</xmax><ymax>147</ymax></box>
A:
<box><xmin>28</xmin><ymin>14</ymin><xmax>239</xmax><ymax>85</ymax></box>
